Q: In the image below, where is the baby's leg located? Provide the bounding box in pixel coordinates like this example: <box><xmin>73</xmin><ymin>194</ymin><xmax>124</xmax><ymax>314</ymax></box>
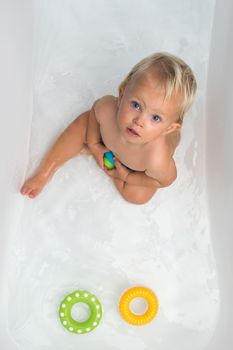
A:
<box><xmin>21</xmin><ymin>111</ymin><xmax>89</xmax><ymax>198</ymax></box>
<box><xmin>113</xmin><ymin>178</ymin><xmax>157</xmax><ymax>205</ymax></box>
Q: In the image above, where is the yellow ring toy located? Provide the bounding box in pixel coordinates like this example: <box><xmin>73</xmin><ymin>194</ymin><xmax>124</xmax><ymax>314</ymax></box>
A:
<box><xmin>119</xmin><ymin>286</ymin><xmax>159</xmax><ymax>326</ymax></box>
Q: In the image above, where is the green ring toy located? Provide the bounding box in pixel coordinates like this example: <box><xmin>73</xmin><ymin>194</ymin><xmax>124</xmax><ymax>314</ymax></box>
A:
<box><xmin>59</xmin><ymin>290</ymin><xmax>102</xmax><ymax>334</ymax></box>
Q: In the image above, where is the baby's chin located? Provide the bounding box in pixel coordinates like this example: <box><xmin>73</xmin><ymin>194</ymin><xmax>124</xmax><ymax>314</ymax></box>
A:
<box><xmin>126</xmin><ymin>137</ymin><xmax>148</xmax><ymax>147</ymax></box>
<box><xmin>121</xmin><ymin>132</ymin><xmax>143</xmax><ymax>144</ymax></box>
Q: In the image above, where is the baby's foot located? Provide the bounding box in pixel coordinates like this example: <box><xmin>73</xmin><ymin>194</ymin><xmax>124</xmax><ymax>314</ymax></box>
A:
<box><xmin>20</xmin><ymin>173</ymin><xmax>49</xmax><ymax>199</ymax></box>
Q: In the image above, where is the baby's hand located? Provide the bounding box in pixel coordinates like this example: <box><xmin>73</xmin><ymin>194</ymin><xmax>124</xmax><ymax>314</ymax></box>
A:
<box><xmin>90</xmin><ymin>143</ymin><xmax>109</xmax><ymax>170</ymax></box>
<box><xmin>104</xmin><ymin>158</ymin><xmax>131</xmax><ymax>182</ymax></box>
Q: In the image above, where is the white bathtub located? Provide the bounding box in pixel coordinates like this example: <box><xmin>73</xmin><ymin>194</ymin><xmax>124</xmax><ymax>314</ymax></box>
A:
<box><xmin>1</xmin><ymin>0</ymin><xmax>233</xmax><ymax>349</ymax></box>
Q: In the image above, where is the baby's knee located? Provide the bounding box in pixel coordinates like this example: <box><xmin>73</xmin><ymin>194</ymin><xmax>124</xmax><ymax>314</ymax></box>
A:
<box><xmin>123</xmin><ymin>187</ymin><xmax>156</xmax><ymax>205</ymax></box>
<box><xmin>127</xmin><ymin>197</ymin><xmax>150</xmax><ymax>205</ymax></box>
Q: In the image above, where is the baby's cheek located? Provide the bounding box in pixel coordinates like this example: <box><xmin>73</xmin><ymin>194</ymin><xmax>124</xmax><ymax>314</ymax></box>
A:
<box><xmin>117</xmin><ymin>112</ymin><xmax>127</xmax><ymax>126</ymax></box>
<box><xmin>119</xmin><ymin>107</ymin><xmax>131</xmax><ymax>124</ymax></box>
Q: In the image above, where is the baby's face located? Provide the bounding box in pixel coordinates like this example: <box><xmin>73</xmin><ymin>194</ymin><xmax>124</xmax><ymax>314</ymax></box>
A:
<box><xmin>116</xmin><ymin>74</ymin><xmax>182</xmax><ymax>145</ymax></box>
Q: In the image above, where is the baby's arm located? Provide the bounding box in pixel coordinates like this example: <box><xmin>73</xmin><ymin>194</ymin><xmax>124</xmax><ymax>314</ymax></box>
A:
<box><xmin>86</xmin><ymin>101</ymin><xmax>101</xmax><ymax>148</ymax></box>
<box><xmin>125</xmin><ymin>172</ymin><xmax>162</xmax><ymax>188</ymax></box>
<box><xmin>104</xmin><ymin>158</ymin><xmax>177</xmax><ymax>204</ymax></box>
<box><xmin>105</xmin><ymin>158</ymin><xmax>176</xmax><ymax>188</ymax></box>
<box><xmin>125</xmin><ymin>171</ymin><xmax>173</xmax><ymax>188</ymax></box>
<box><xmin>87</xmin><ymin>100</ymin><xmax>109</xmax><ymax>169</ymax></box>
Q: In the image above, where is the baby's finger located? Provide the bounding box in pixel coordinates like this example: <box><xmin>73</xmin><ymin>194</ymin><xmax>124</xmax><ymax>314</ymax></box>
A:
<box><xmin>99</xmin><ymin>161</ymin><xmax>105</xmax><ymax>170</ymax></box>
<box><xmin>104</xmin><ymin>168</ymin><xmax>115</xmax><ymax>177</ymax></box>
<box><xmin>114</xmin><ymin>158</ymin><xmax>121</xmax><ymax>168</ymax></box>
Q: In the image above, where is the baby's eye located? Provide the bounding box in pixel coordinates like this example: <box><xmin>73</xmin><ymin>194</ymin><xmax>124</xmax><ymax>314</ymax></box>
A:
<box><xmin>152</xmin><ymin>114</ymin><xmax>161</xmax><ymax>122</ymax></box>
<box><xmin>130</xmin><ymin>101</ymin><xmax>141</xmax><ymax>110</ymax></box>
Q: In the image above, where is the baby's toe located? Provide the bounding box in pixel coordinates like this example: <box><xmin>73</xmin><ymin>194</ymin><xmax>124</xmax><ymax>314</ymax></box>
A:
<box><xmin>29</xmin><ymin>189</ymin><xmax>40</xmax><ymax>198</ymax></box>
<box><xmin>21</xmin><ymin>186</ymin><xmax>30</xmax><ymax>195</ymax></box>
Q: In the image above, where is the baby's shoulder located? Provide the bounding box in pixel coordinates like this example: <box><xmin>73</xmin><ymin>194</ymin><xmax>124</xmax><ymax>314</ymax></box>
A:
<box><xmin>145</xmin><ymin>141</ymin><xmax>177</xmax><ymax>187</ymax></box>
<box><xmin>94</xmin><ymin>95</ymin><xmax>117</xmax><ymax>123</ymax></box>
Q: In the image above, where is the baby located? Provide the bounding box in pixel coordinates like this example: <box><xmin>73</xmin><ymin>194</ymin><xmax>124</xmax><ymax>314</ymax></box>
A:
<box><xmin>20</xmin><ymin>52</ymin><xmax>197</xmax><ymax>205</ymax></box>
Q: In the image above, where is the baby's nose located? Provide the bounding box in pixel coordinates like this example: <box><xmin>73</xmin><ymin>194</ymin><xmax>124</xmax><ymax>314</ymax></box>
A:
<box><xmin>133</xmin><ymin>115</ymin><xmax>144</xmax><ymax>127</ymax></box>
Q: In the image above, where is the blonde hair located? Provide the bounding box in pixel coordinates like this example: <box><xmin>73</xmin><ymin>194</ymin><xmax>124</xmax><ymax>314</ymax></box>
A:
<box><xmin>119</xmin><ymin>52</ymin><xmax>197</xmax><ymax>124</ymax></box>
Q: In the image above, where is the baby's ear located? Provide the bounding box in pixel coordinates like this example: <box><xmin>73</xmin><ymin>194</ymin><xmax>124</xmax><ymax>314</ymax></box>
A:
<box><xmin>118</xmin><ymin>86</ymin><xmax>125</xmax><ymax>104</ymax></box>
<box><xmin>163</xmin><ymin>122</ymin><xmax>181</xmax><ymax>135</ymax></box>
<box><xmin>119</xmin><ymin>86</ymin><xmax>124</xmax><ymax>97</ymax></box>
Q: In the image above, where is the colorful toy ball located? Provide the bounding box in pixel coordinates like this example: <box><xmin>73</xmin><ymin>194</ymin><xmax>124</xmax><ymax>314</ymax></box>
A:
<box><xmin>103</xmin><ymin>151</ymin><xmax>115</xmax><ymax>170</ymax></box>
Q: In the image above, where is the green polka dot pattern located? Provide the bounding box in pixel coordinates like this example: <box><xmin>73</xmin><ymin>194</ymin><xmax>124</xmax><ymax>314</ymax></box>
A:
<box><xmin>59</xmin><ymin>290</ymin><xmax>102</xmax><ymax>334</ymax></box>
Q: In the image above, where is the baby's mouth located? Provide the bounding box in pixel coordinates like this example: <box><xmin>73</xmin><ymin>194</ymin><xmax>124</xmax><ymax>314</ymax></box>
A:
<box><xmin>126</xmin><ymin>127</ymin><xmax>140</xmax><ymax>137</ymax></box>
